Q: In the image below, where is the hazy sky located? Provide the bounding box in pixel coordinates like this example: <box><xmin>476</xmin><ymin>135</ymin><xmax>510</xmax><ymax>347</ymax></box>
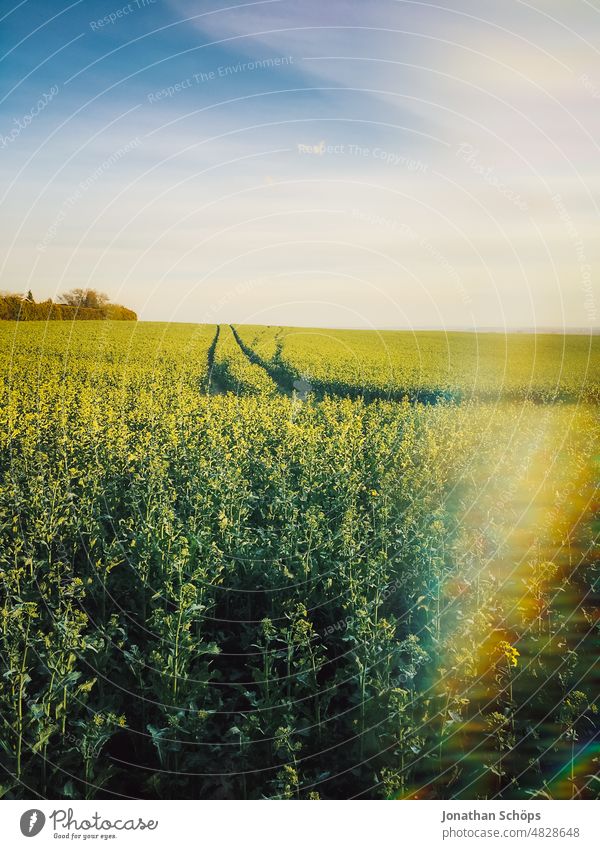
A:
<box><xmin>1</xmin><ymin>0</ymin><xmax>598</xmax><ymax>329</ymax></box>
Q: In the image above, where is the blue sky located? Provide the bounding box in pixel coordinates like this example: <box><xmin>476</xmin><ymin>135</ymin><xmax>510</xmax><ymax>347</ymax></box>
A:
<box><xmin>0</xmin><ymin>0</ymin><xmax>598</xmax><ymax>328</ymax></box>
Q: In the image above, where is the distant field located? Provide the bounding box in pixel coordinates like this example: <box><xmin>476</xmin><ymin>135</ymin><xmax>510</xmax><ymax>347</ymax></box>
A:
<box><xmin>234</xmin><ymin>325</ymin><xmax>600</xmax><ymax>401</ymax></box>
<box><xmin>4</xmin><ymin>320</ymin><xmax>596</xmax><ymax>400</ymax></box>
<box><xmin>0</xmin><ymin>321</ymin><xmax>598</xmax><ymax>800</ymax></box>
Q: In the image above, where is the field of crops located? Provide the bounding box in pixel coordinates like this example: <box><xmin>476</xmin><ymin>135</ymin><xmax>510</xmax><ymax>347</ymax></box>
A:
<box><xmin>235</xmin><ymin>325</ymin><xmax>600</xmax><ymax>402</ymax></box>
<box><xmin>0</xmin><ymin>320</ymin><xmax>598</xmax><ymax>800</ymax></box>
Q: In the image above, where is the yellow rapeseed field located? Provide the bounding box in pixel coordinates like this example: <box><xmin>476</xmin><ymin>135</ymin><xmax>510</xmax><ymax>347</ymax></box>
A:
<box><xmin>0</xmin><ymin>320</ymin><xmax>598</xmax><ymax>800</ymax></box>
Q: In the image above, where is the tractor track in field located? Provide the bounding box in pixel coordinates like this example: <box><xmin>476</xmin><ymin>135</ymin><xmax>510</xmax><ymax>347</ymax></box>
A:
<box><xmin>229</xmin><ymin>324</ymin><xmax>296</xmax><ymax>397</ymax></box>
<box><xmin>206</xmin><ymin>324</ymin><xmax>226</xmax><ymax>395</ymax></box>
<box><xmin>229</xmin><ymin>325</ymin><xmax>453</xmax><ymax>404</ymax></box>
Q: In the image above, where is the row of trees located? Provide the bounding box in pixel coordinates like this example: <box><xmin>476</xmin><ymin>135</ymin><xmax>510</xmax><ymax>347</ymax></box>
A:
<box><xmin>0</xmin><ymin>289</ymin><xmax>136</xmax><ymax>321</ymax></box>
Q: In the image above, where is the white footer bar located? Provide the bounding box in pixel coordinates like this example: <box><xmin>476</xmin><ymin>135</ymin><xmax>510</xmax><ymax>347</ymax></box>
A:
<box><xmin>0</xmin><ymin>800</ymin><xmax>597</xmax><ymax>848</ymax></box>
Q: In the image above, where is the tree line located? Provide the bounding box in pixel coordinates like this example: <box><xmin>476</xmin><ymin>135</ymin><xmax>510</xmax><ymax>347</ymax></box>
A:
<box><xmin>0</xmin><ymin>289</ymin><xmax>137</xmax><ymax>321</ymax></box>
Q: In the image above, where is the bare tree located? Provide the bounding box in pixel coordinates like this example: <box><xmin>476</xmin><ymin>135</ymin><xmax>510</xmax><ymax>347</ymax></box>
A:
<box><xmin>61</xmin><ymin>288</ymin><xmax>110</xmax><ymax>309</ymax></box>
